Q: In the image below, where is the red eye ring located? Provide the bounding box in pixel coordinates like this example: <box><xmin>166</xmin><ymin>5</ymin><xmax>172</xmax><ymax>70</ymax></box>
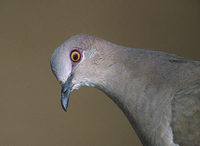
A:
<box><xmin>70</xmin><ymin>50</ymin><xmax>81</xmax><ymax>62</ymax></box>
<box><xmin>70</xmin><ymin>48</ymin><xmax>83</xmax><ymax>65</ymax></box>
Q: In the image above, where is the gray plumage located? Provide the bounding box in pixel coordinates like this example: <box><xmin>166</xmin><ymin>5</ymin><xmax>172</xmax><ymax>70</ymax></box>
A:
<box><xmin>50</xmin><ymin>34</ymin><xmax>200</xmax><ymax>146</ymax></box>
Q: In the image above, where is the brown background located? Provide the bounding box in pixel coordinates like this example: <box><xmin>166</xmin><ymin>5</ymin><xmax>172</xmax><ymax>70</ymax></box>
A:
<box><xmin>0</xmin><ymin>0</ymin><xmax>199</xmax><ymax>145</ymax></box>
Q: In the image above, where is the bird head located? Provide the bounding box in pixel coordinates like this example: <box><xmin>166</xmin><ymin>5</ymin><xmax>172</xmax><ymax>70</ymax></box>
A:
<box><xmin>50</xmin><ymin>34</ymin><xmax>112</xmax><ymax>111</ymax></box>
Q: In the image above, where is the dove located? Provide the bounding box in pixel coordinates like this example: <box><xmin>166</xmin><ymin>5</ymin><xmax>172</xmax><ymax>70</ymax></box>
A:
<box><xmin>50</xmin><ymin>34</ymin><xmax>200</xmax><ymax>146</ymax></box>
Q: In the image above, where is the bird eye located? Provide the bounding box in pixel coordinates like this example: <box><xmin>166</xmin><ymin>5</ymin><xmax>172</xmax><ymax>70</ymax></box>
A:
<box><xmin>70</xmin><ymin>50</ymin><xmax>81</xmax><ymax>62</ymax></box>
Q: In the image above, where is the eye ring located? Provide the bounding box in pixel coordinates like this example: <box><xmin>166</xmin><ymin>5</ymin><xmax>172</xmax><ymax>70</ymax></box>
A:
<box><xmin>70</xmin><ymin>50</ymin><xmax>81</xmax><ymax>62</ymax></box>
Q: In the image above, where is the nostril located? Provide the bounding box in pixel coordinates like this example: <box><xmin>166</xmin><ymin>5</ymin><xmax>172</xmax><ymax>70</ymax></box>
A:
<box><xmin>58</xmin><ymin>80</ymin><xmax>65</xmax><ymax>85</ymax></box>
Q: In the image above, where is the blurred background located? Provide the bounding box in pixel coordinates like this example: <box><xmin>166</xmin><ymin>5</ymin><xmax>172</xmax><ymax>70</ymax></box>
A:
<box><xmin>0</xmin><ymin>0</ymin><xmax>199</xmax><ymax>145</ymax></box>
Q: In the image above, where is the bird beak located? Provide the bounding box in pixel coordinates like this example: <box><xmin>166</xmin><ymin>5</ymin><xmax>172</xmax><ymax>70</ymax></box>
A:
<box><xmin>61</xmin><ymin>74</ymin><xmax>73</xmax><ymax>111</ymax></box>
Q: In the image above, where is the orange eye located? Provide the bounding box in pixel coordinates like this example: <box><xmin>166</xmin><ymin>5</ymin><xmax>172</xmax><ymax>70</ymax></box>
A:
<box><xmin>70</xmin><ymin>50</ymin><xmax>81</xmax><ymax>62</ymax></box>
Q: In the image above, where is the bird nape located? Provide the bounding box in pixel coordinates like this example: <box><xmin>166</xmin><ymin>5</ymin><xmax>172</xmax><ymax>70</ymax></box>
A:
<box><xmin>50</xmin><ymin>34</ymin><xmax>200</xmax><ymax>146</ymax></box>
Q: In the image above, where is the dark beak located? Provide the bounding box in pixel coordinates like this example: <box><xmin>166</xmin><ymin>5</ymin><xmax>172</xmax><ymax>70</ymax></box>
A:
<box><xmin>61</xmin><ymin>74</ymin><xmax>73</xmax><ymax>111</ymax></box>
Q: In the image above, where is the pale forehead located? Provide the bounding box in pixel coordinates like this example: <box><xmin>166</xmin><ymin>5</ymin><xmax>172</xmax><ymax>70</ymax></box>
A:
<box><xmin>62</xmin><ymin>34</ymin><xmax>99</xmax><ymax>51</ymax></box>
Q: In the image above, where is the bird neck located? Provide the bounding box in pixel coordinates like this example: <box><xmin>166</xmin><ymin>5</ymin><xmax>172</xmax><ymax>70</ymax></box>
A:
<box><xmin>90</xmin><ymin>42</ymin><xmax>175</xmax><ymax>145</ymax></box>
